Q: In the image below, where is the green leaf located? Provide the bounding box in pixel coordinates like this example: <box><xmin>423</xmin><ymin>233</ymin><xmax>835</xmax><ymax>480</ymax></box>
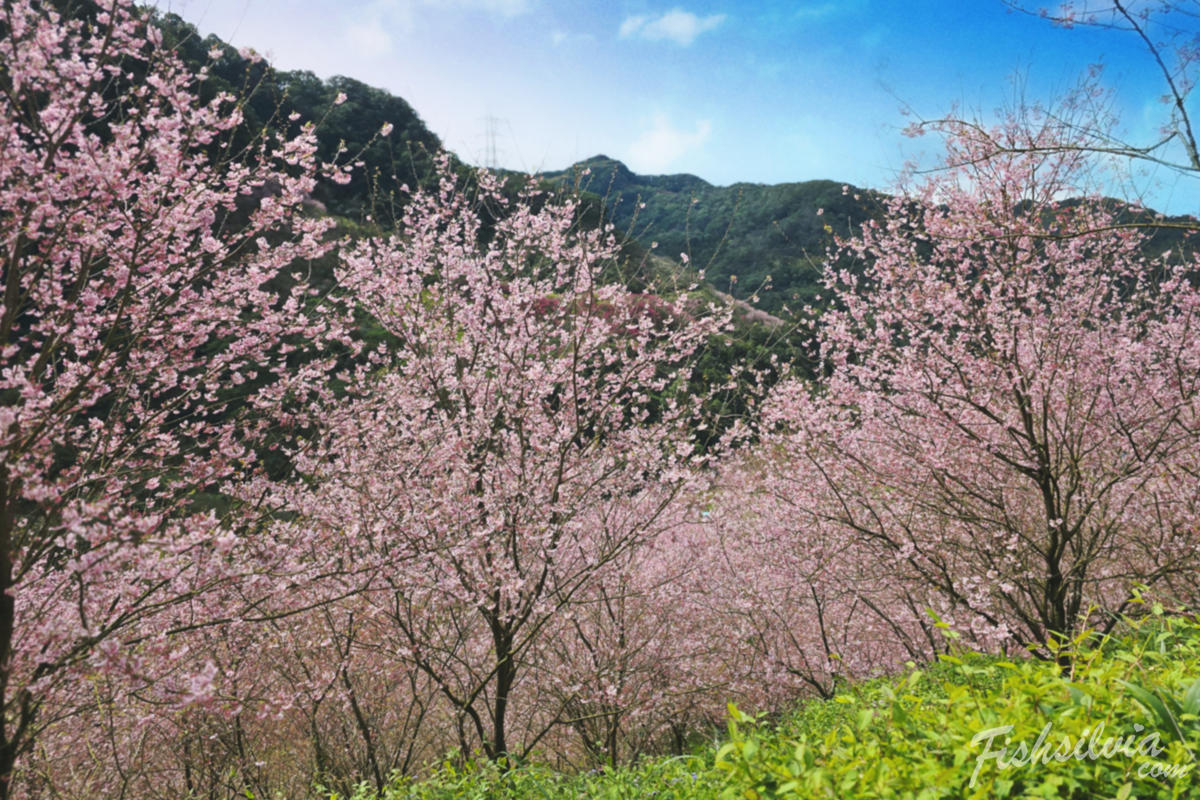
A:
<box><xmin>1119</xmin><ymin>680</ymin><xmax>1189</xmax><ymax>744</ymax></box>
<box><xmin>1182</xmin><ymin>678</ymin><xmax>1200</xmax><ymax>717</ymax></box>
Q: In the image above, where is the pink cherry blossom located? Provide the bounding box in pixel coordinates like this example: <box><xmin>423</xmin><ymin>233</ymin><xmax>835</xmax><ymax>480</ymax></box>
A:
<box><xmin>759</xmin><ymin>109</ymin><xmax>1200</xmax><ymax>656</ymax></box>
<box><xmin>0</xmin><ymin>2</ymin><xmax>352</xmax><ymax>794</ymax></box>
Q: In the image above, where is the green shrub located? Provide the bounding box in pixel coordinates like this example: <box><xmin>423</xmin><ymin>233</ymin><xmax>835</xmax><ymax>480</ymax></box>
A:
<box><xmin>336</xmin><ymin>753</ymin><xmax>725</xmax><ymax>800</ymax></box>
<box><xmin>715</xmin><ymin>612</ymin><xmax>1200</xmax><ymax>799</ymax></box>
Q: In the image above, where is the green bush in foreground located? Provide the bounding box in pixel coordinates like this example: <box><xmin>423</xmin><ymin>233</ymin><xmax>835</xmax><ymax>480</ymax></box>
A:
<box><xmin>718</xmin><ymin>610</ymin><xmax>1200</xmax><ymax>799</ymax></box>
<box><xmin>335</xmin><ymin>754</ymin><xmax>725</xmax><ymax>799</ymax></box>
<box><xmin>346</xmin><ymin>610</ymin><xmax>1200</xmax><ymax>799</ymax></box>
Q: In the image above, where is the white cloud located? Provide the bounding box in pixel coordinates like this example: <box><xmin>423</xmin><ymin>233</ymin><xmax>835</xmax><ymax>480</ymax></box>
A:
<box><xmin>793</xmin><ymin>2</ymin><xmax>854</xmax><ymax>20</ymax></box>
<box><xmin>619</xmin><ymin>8</ymin><xmax>726</xmax><ymax>46</ymax></box>
<box><xmin>392</xmin><ymin>0</ymin><xmax>532</xmax><ymax>16</ymax></box>
<box><xmin>628</xmin><ymin>114</ymin><xmax>712</xmax><ymax>172</ymax></box>
<box><xmin>619</xmin><ymin>15</ymin><xmax>649</xmax><ymax>38</ymax></box>
<box><xmin>449</xmin><ymin>0</ymin><xmax>532</xmax><ymax>16</ymax></box>
<box><xmin>343</xmin><ymin>20</ymin><xmax>393</xmax><ymax>57</ymax></box>
<box><xmin>549</xmin><ymin>29</ymin><xmax>596</xmax><ymax>47</ymax></box>
<box><xmin>338</xmin><ymin>0</ymin><xmax>532</xmax><ymax>54</ymax></box>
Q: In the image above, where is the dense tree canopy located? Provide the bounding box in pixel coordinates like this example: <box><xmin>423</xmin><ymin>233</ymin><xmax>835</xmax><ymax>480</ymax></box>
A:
<box><xmin>0</xmin><ymin>1</ymin><xmax>357</xmax><ymax>795</ymax></box>
<box><xmin>543</xmin><ymin>156</ymin><xmax>882</xmax><ymax>315</ymax></box>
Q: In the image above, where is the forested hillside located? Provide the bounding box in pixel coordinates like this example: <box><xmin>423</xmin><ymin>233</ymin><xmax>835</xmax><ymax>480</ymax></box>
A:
<box><xmin>544</xmin><ymin>156</ymin><xmax>881</xmax><ymax>314</ymax></box>
<box><xmin>144</xmin><ymin>12</ymin><xmax>875</xmax><ymax>316</ymax></box>
<box><xmin>155</xmin><ymin>11</ymin><xmax>446</xmax><ymax>225</ymax></box>
<box><xmin>152</xmin><ymin>14</ymin><xmax>1196</xmax><ymax>319</ymax></box>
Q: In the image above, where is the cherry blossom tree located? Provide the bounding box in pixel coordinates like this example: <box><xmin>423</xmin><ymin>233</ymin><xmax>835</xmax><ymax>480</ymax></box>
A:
<box><xmin>914</xmin><ymin>2</ymin><xmax>1199</xmax><ymax>221</ymax></box>
<box><xmin>761</xmin><ymin>114</ymin><xmax>1200</xmax><ymax>657</ymax></box>
<box><xmin>533</xmin><ymin>503</ymin><xmax>733</xmax><ymax>768</ymax></box>
<box><xmin>279</xmin><ymin>164</ymin><xmax>728</xmax><ymax>764</ymax></box>
<box><xmin>700</xmin><ymin>452</ymin><xmax>939</xmax><ymax>700</ymax></box>
<box><xmin>0</xmin><ymin>1</ymin><xmax>353</xmax><ymax>794</ymax></box>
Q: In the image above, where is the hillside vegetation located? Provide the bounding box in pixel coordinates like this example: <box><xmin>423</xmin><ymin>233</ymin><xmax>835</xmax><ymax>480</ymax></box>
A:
<box><xmin>154</xmin><ymin>13</ymin><xmax>1197</xmax><ymax>319</ymax></box>
<box><xmin>543</xmin><ymin>156</ymin><xmax>881</xmax><ymax>315</ymax></box>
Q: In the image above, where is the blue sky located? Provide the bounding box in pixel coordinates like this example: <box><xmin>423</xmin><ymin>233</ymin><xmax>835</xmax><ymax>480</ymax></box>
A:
<box><xmin>159</xmin><ymin>0</ymin><xmax>1198</xmax><ymax>213</ymax></box>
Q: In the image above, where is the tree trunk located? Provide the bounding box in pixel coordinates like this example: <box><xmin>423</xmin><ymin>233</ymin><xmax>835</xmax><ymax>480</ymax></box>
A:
<box><xmin>491</xmin><ymin>627</ymin><xmax>516</xmax><ymax>763</ymax></box>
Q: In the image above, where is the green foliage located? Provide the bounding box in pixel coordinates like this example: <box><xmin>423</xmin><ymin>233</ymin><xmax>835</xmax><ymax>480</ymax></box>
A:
<box><xmin>544</xmin><ymin>158</ymin><xmax>1200</xmax><ymax>321</ymax></box>
<box><xmin>334</xmin><ymin>754</ymin><xmax>725</xmax><ymax>800</ymax></box>
<box><xmin>687</xmin><ymin>318</ymin><xmax>814</xmax><ymax>450</ymax></box>
<box><xmin>542</xmin><ymin>156</ymin><xmax>883</xmax><ymax>316</ymax></box>
<box><xmin>715</xmin><ymin>613</ymin><xmax>1200</xmax><ymax>799</ymax></box>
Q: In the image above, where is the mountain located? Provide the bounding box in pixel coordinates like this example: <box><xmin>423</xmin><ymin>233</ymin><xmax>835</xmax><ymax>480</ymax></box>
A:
<box><xmin>543</xmin><ymin>156</ymin><xmax>884</xmax><ymax>315</ymax></box>
<box><xmin>149</xmin><ymin>14</ymin><xmax>1194</xmax><ymax>319</ymax></box>
<box><xmin>138</xmin><ymin>10</ymin><xmax>1197</xmax><ymax>448</ymax></box>
<box><xmin>154</xmin><ymin>11</ymin><xmax>446</xmax><ymax>226</ymax></box>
